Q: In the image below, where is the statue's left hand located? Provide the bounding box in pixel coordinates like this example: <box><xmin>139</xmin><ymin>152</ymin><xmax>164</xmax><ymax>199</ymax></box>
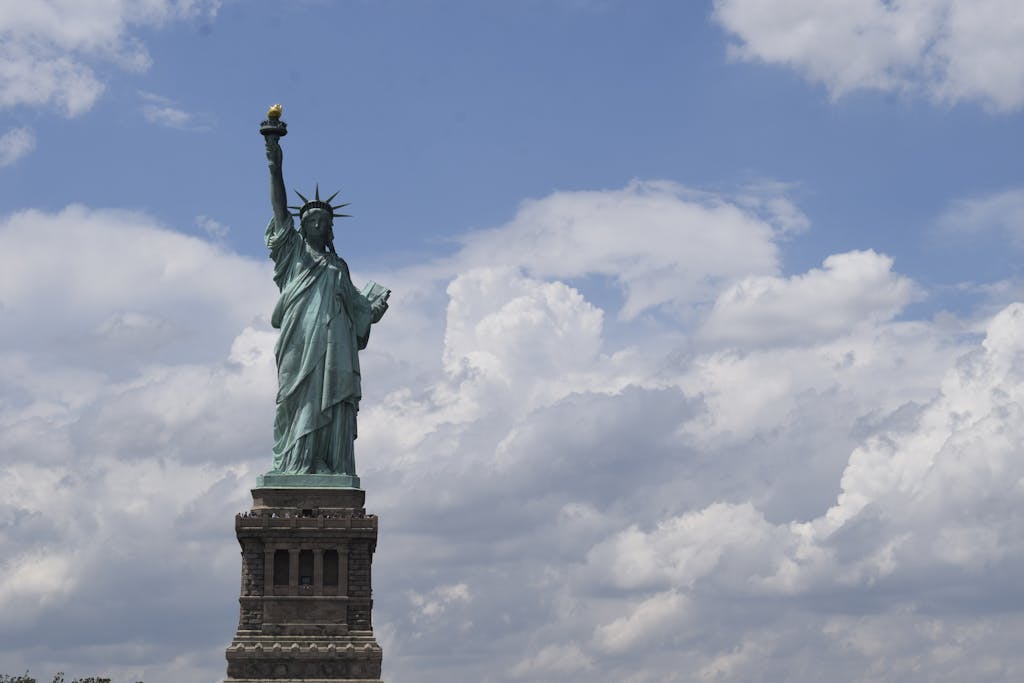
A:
<box><xmin>371</xmin><ymin>300</ymin><xmax>388</xmax><ymax>323</ymax></box>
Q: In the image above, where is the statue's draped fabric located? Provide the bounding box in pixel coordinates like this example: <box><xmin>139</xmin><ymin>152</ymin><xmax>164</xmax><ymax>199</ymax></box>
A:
<box><xmin>266</xmin><ymin>215</ymin><xmax>373</xmax><ymax>474</ymax></box>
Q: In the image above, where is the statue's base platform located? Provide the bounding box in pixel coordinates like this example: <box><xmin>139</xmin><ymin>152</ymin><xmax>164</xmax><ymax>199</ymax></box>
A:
<box><xmin>250</xmin><ymin>487</ymin><xmax>366</xmax><ymax>512</ymax></box>
<box><xmin>256</xmin><ymin>472</ymin><xmax>361</xmax><ymax>489</ymax></box>
<box><xmin>225</xmin><ymin>486</ymin><xmax>382</xmax><ymax>681</ymax></box>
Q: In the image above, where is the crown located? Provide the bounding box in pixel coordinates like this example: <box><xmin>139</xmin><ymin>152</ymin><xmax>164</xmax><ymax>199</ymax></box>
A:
<box><xmin>288</xmin><ymin>184</ymin><xmax>352</xmax><ymax>219</ymax></box>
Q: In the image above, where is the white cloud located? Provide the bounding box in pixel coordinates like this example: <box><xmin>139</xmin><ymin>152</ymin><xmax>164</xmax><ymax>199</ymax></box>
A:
<box><xmin>443</xmin><ymin>267</ymin><xmax>605</xmax><ymax>401</ymax></box>
<box><xmin>0</xmin><ymin>539</ymin><xmax>76</xmax><ymax>621</ymax></box>
<box><xmin>699</xmin><ymin>250</ymin><xmax>918</xmax><ymax>347</ymax></box>
<box><xmin>0</xmin><ymin>1</ymin><xmax>218</xmax><ymax>116</ymax></box>
<box><xmin>407</xmin><ymin>583</ymin><xmax>472</xmax><ymax>619</ymax></box>
<box><xmin>593</xmin><ymin>591</ymin><xmax>690</xmax><ymax>655</ymax></box>
<box><xmin>678</xmin><ymin>319</ymin><xmax>956</xmax><ymax>469</ymax></box>
<box><xmin>732</xmin><ymin>180</ymin><xmax>811</xmax><ymax>238</ymax></box>
<box><xmin>139</xmin><ymin>91</ymin><xmax>210</xmax><ymax>130</ymax></box>
<box><xmin>713</xmin><ymin>0</ymin><xmax>1024</xmax><ymax>111</ymax></box>
<box><xmin>452</xmin><ymin>180</ymin><xmax>788</xmax><ymax>320</ymax></box>
<box><xmin>510</xmin><ymin>643</ymin><xmax>593</xmax><ymax>678</ymax></box>
<box><xmin>196</xmin><ymin>214</ymin><xmax>229</xmax><ymax>239</ymax></box>
<box><xmin>357</xmin><ymin>184</ymin><xmax>995</xmax><ymax>681</ymax></box>
<box><xmin>143</xmin><ymin>103</ymin><xmax>191</xmax><ymax>128</ymax></box>
<box><xmin>0</xmin><ymin>205</ymin><xmax>273</xmax><ymax>369</ymax></box>
<box><xmin>0</xmin><ymin>126</ymin><xmax>34</xmax><ymax>166</ymax></box>
<box><xmin>935</xmin><ymin>187</ymin><xmax>1024</xmax><ymax>245</ymax></box>
<box><xmin>827</xmin><ymin>302</ymin><xmax>1024</xmax><ymax>550</ymax></box>
<box><xmin>0</xmin><ymin>43</ymin><xmax>105</xmax><ymax>116</ymax></box>
<box><xmin>2</xmin><ymin>185</ymin><xmax>1021</xmax><ymax>682</ymax></box>
<box><xmin>578</xmin><ymin>302</ymin><xmax>1024</xmax><ymax>620</ymax></box>
<box><xmin>584</xmin><ymin>504</ymin><xmax>792</xmax><ymax>594</ymax></box>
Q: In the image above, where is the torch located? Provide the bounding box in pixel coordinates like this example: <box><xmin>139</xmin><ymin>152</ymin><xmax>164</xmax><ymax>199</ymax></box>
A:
<box><xmin>260</xmin><ymin>103</ymin><xmax>288</xmax><ymax>138</ymax></box>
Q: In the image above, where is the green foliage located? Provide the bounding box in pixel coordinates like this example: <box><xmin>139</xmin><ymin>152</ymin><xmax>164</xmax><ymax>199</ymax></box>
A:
<box><xmin>0</xmin><ymin>673</ymin><xmax>35</xmax><ymax>683</ymax></box>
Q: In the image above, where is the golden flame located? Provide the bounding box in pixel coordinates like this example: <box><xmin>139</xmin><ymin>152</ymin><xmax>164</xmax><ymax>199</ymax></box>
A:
<box><xmin>267</xmin><ymin>103</ymin><xmax>283</xmax><ymax>120</ymax></box>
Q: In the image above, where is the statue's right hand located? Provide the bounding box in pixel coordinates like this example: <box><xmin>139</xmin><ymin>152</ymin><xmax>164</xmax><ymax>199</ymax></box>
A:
<box><xmin>265</xmin><ymin>137</ymin><xmax>283</xmax><ymax>166</ymax></box>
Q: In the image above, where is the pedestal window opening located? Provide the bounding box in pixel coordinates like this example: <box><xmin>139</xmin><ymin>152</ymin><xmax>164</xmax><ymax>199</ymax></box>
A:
<box><xmin>299</xmin><ymin>549</ymin><xmax>314</xmax><ymax>586</ymax></box>
<box><xmin>273</xmin><ymin>549</ymin><xmax>289</xmax><ymax>586</ymax></box>
<box><xmin>324</xmin><ymin>549</ymin><xmax>339</xmax><ymax>586</ymax></box>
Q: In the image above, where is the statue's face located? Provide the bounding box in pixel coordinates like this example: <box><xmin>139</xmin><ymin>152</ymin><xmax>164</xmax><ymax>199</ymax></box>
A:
<box><xmin>302</xmin><ymin>209</ymin><xmax>332</xmax><ymax>244</ymax></box>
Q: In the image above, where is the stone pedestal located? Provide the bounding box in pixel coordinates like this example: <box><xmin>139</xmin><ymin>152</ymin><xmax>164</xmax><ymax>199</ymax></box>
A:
<box><xmin>224</xmin><ymin>488</ymin><xmax>383</xmax><ymax>682</ymax></box>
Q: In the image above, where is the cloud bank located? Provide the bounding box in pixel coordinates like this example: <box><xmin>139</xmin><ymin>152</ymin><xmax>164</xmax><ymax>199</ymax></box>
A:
<box><xmin>714</xmin><ymin>0</ymin><xmax>1024</xmax><ymax>111</ymax></box>
<box><xmin>2</xmin><ymin>183</ymin><xmax>1021</xmax><ymax>682</ymax></box>
<box><xmin>0</xmin><ymin>0</ymin><xmax>218</xmax><ymax>117</ymax></box>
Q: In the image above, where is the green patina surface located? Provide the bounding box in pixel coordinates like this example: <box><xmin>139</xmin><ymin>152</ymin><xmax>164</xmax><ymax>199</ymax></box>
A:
<box><xmin>258</xmin><ymin>107</ymin><xmax>389</xmax><ymax>489</ymax></box>
<box><xmin>255</xmin><ymin>472</ymin><xmax>361</xmax><ymax>489</ymax></box>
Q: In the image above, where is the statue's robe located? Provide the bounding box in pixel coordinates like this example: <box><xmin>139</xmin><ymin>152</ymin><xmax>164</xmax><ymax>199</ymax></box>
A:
<box><xmin>266</xmin><ymin>215</ymin><xmax>373</xmax><ymax>474</ymax></box>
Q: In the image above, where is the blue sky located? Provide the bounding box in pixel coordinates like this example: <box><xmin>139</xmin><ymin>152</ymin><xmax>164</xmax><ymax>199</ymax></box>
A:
<box><xmin>8</xmin><ymin>1</ymin><xmax>1023</xmax><ymax>282</ymax></box>
<box><xmin>4</xmin><ymin>1</ymin><xmax>1024</xmax><ymax>682</ymax></box>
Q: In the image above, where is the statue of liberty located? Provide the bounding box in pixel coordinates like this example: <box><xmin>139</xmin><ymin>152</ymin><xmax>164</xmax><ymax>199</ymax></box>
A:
<box><xmin>257</xmin><ymin>105</ymin><xmax>389</xmax><ymax>488</ymax></box>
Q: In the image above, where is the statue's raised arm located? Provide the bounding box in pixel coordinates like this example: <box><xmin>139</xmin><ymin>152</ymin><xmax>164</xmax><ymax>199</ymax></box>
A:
<box><xmin>260</xmin><ymin>104</ymin><xmax>291</xmax><ymax>229</ymax></box>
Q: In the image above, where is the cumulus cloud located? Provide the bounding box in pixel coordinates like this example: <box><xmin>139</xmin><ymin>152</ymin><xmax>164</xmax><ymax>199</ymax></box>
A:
<box><xmin>0</xmin><ymin>1</ymin><xmax>218</xmax><ymax>116</ymax></box>
<box><xmin>699</xmin><ymin>250</ymin><xmax>919</xmax><ymax>347</ymax></box>
<box><xmin>1</xmin><ymin>184</ymin><xmax>1019</xmax><ymax>682</ymax></box>
<box><xmin>0</xmin><ymin>43</ymin><xmax>105</xmax><ymax>117</ymax></box>
<box><xmin>828</xmin><ymin>302</ymin><xmax>1024</xmax><ymax>547</ymax></box>
<box><xmin>0</xmin><ymin>126</ymin><xmax>35</xmax><ymax>166</ymax></box>
<box><xmin>593</xmin><ymin>591</ymin><xmax>690</xmax><ymax>654</ymax></box>
<box><xmin>0</xmin><ymin>205</ymin><xmax>273</xmax><ymax>372</ymax></box>
<box><xmin>357</xmin><ymin>184</ymin><xmax>994</xmax><ymax>681</ymax></box>
<box><xmin>451</xmin><ymin>180</ymin><xmax>789</xmax><ymax>320</ymax></box>
<box><xmin>585</xmin><ymin>504</ymin><xmax>787</xmax><ymax>593</ymax></box>
<box><xmin>713</xmin><ymin>0</ymin><xmax>1024</xmax><ymax>111</ymax></box>
<box><xmin>571</xmin><ymin>303</ymin><xmax>1024</xmax><ymax>677</ymax></box>
<box><xmin>443</xmin><ymin>267</ymin><xmax>605</xmax><ymax>401</ymax></box>
<box><xmin>0</xmin><ymin>205</ymin><xmax>278</xmax><ymax>680</ymax></box>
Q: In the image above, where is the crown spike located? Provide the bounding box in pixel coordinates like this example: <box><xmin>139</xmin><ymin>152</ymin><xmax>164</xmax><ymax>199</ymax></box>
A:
<box><xmin>293</xmin><ymin>185</ymin><xmax>351</xmax><ymax>219</ymax></box>
<box><xmin>333</xmin><ymin>213</ymin><xmax>352</xmax><ymax>218</ymax></box>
